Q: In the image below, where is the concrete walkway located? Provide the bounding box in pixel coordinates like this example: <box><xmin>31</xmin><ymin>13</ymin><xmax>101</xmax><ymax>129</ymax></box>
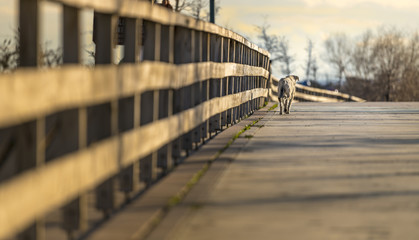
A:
<box><xmin>147</xmin><ymin>102</ymin><xmax>419</xmax><ymax>240</ymax></box>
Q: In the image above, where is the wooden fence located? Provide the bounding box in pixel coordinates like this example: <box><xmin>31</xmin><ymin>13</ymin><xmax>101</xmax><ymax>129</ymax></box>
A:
<box><xmin>0</xmin><ymin>0</ymin><xmax>270</xmax><ymax>239</ymax></box>
<box><xmin>270</xmin><ymin>76</ymin><xmax>365</xmax><ymax>102</ymax></box>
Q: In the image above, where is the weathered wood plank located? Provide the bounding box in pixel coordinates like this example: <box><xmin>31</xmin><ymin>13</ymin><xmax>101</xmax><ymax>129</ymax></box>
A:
<box><xmin>295</xmin><ymin>92</ymin><xmax>342</xmax><ymax>103</ymax></box>
<box><xmin>0</xmin><ymin>63</ymin><xmax>269</xmax><ymax>128</ymax></box>
<box><xmin>271</xmin><ymin>77</ymin><xmax>365</xmax><ymax>102</ymax></box>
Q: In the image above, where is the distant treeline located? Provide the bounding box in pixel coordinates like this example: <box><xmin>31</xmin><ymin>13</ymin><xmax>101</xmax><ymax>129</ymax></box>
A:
<box><xmin>323</xmin><ymin>27</ymin><xmax>419</xmax><ymax>101</ymax></box>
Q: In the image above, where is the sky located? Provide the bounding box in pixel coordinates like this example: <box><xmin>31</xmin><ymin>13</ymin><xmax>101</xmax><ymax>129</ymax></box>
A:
<box><xmin>216</xmin><ymin>0</ymin><xmax>419</xmax><ymax>80</ymax></box>
<box><xmin>2</xmin><ymin>0</ymin><xmax>419</xmax><ymax>80</ymax></box>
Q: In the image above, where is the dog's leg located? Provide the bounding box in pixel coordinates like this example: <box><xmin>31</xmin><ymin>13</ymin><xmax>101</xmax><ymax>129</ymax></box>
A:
<box><xmin>279</xmin><ymin>99</ymin><xmax>283</xmax><ymax>115</ymax></box>
<box><xmin>287</xmin><ymin>97</ymin><xmax>293</xmax><ymax>114</ymax></box>
<box><xmin>284</xmin><ymin>99</ymin><xmax>289</xmax><ymax>114</ymax></box>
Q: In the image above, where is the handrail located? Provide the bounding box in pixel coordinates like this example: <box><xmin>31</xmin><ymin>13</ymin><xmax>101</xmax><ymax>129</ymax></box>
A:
<box><xmin>0</xmin><ymin>62</ymin><xmax>269</xmax><ymax>128</ymax></box>
<box><xmin>0</xmin><ymin>0</ymin><xmax>270</xmax><ymax>239</ymax></box>
<box><xmin>270</xmin><ymin>76</ymin><xmax>365</xmax><ymax>102</ymax></box>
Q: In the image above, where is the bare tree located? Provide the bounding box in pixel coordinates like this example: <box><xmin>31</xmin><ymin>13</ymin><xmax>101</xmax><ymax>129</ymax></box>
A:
<box><xmin>190</xmin><ymin>0</ymin><xmax>207</xmax><ymax>20</ymax></box>
<box><xmin>179</xmin><ymin>0</ymin><xmax>220</xmax><ymax>21</ymax></box>
<box><xmin>350</xmin><ymin>30</ymin><xmax>376</xmax><ymax>81</ymax></box>
<box><xmin>398</xmin><ymin>32</ymin><xmax>419</xmax><ymax>101</ymax></box>
<box><xmin>256</xmin><ymin>22</ymin><xmax>280</xmax><ymax>59</ymax></box>
<box><xmin>372</xmin><ymin>28</ymin><xmax>406</xmax><ymax>101</ymax></box>
<box><xmin>256</xmin><ymin>20</ymin><xmax>293</xmax><ymax>75</ymax></box>
<box><xmin>0</xmin><ymin>38</ymin><xmax>19</xmax><ymax>71</ymax></box>
<box><xmin>326</xmin><ymin>27</ymin><xmax>419</xmax><ymax>101</ymax></box>
<box><xmin>311</xmin><ymin>57</ymin><xmax>318</xmax><ymax>82</ymax></box>
<box><xmin>174</xmin><ymin>0</ymin><xmax>192</xmax><ymax>12</ymax></box>
<box><xmin>324</xmin><ymin>33</ymin><xmax>352</xmax><ymax>88</ymax></box>
<box><xmin>305</xmin><ymin>39</ymin><xmax>313</xmax><ymax>81</ymax></box>
<box><xmin>0</xmin><ymin>31</ymin><xmax>62</xmax><ymax>72</ymax></box>
<box><xmin>278</xmin><ymin>36</ymin><xmax>293</xmax><ymax>75</ymax></box>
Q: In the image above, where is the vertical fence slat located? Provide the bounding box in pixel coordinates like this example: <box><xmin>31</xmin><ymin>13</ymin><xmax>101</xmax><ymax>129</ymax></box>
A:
<box><xmin>63</xmin><ymin>5</ymin><xmax>80</xmax><ymax>63</ymax></box>
<box><xmin>192</xmin><ymin>31</ymin><xmax>202</xmax><ymax>145</ymax></box>
<box><xmin>94</xmin><ymin>13</ymin><xmax>116</xmax><ymax>64</ymax></box>
<box><xmin>158</xmin><ymin>90</ymin><xmax>172</xmax><ymax>171</ymax></box>
<box><xmin>17</xmin><ymin>118</ymin><xmax>45</xmax><ymax>239</ymax></box>
<box><xmin>61</xmin><ymin>6</ymin><xmax>89</xmax><ymax>238</ymax></box>
<box><xmin>17</xmin><ymin>218</ymin><xmax>45</xmax><ymax>240</ymax></box>
<box><xmin>142</xmin><ymin>20</ymin><xmax>156</xmax><ymax>61</ymax></box>
<box><xmin>19</xmin><ymin>0</ymin><xmax>39</xmax><ymax>67</ymax></box>
<box><xmin>174</xmin><ymin>26</ymin><xmax>192</xmax><ymax>64</ymax></box>
<box><xmin>160</xmin><ymin>25</ymin><xmax>171</xmax><ymax>62</ymax></box>
<box><xmin>119</xmin><ymin>17</ymin><xmax>140</xmax><ymax>198</ymax></box>
<box><xmin>93</xmin><ymin>12</ymin><xmax>117</xmax><ymax>216</ymax></box>
<box><xmin>124</xmin><ymin>18</ymin><xmax>141</xmax><ymax>63</ymax></box>
<box><xmin>139</xmin><ymin>89</ymin><xmax>159</xmax><ymax>183</ymax></box>
<box><xmin>140</xmin><ymin>153</ymin><xmax>157</xmax><ymax>185</ymax></box>
<box><xmin>201</xmin><ymin>33</ymin><xmax>210</xmax><ymax>141</ymax></box>
<box><xmin>209</xmin><ymin>34</ymin><xmax>222</xmax><ymax>133</ymax></box>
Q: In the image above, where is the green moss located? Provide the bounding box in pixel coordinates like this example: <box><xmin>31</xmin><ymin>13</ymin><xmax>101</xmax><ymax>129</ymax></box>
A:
<box><xmin>154</xmin><ymin>117</ymin><xmax>265</xmax><ymax>237</ymax></box>
<box><xmin>244</xmin><ymin>135</ymin><xmax>253</xmax><ymax>139</ymax></box>
<box><xmin>190</xmin><ymin>203</ymin><xmax>204</xmax><ymax>210</ymax></box>
<box><xmin>268</xmin><ymin>103</ymin><xmax>278</xmax><ymax>111</ymax></box>
<box><xmin>166</xmin><ymin>163</ymin><xmax>210</xmax><ymax>208</ymax></box>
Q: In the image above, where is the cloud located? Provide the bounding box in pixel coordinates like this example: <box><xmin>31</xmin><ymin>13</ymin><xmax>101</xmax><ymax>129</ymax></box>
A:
<box><xmin>302</xmin><ymin>0</ymin><xmax>419</xmax><ymax>9</ymax></box>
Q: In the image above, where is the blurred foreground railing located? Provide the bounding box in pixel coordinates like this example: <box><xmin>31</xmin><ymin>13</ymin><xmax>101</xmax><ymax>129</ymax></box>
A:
<box><xmin>0</xmin><ymin>0</ymin><xmax>270</xmax><ymax>239</ymax></box>
<box><xmin>270</xmin><ymin>76</ymin><xmax>365</xmax><ymax>102</ymax></box>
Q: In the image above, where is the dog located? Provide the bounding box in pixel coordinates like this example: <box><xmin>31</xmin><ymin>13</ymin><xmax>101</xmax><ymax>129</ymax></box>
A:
<box><xmin>277</xmin><ymin>75</ymin><xmax>299</xmax><ymax>115</ymax></box>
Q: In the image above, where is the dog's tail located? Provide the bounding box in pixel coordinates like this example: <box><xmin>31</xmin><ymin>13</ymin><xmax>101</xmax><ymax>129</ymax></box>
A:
<box><xmin>279</xmin><ymin>83</ymin><xmax>291</xmax><ymax>99</ymax></box>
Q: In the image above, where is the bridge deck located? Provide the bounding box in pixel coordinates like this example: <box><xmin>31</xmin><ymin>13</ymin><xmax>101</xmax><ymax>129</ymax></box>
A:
<box><xmin>147</xmin><ymin>102</ymin><xmax>419</xmax><ymax>240</ymax></box>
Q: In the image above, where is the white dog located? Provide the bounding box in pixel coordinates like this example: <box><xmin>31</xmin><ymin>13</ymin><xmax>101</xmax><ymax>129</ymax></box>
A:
<box><xmin>277</xmin><ymin>75</ymin><xmax>299</xmax><ymax>115</ymax></box>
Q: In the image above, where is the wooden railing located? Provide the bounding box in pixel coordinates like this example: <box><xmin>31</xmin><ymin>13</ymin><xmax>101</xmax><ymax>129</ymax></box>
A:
<box><xmin>270</xmin><ymin>76</ymin><xmax>365</xmax><ymax>102</ymax></box>
<box><xmin>0</xmin><ymin>1</ymin><xmax>270</xmax><ymax>239</ymax></box>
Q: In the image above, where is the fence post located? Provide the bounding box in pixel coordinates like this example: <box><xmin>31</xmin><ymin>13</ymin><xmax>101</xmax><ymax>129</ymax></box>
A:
<box><xmin>19</xmin><ymin>0</ymin><xmax>39</xmax><ymax>67</ymax></box>
<box><xmin>201</xmin><ymin>32</ymin><xmax>210</xmax><ymax>142</ymax></box>
<box><xmin>209</xmin><ymin>34</ymin><xmax>222</xmax><ymax>134</ymax></box>
<box><xmin>156</xmin><ymin>24</ymin><xmax>174</xmax><ymax>172</ymax></box>
<box><xmin>174</xmin><ymin>26</ymin><xmax>194</xmax><ymax>153</ymax></box>
<box><xmin>17</xmin><ymin>118</ymin><xmax>45</xmax><ymax>240</ymax></box>
<box><xmin>93</xmin><ymin>12</ymin><xmax>117</xmax><ymax>217</ymax></box>
<box><xmin>220</xmin><ymin>38</ymin><xmax>229</xmax><ymax>128</ymax></box>
<box><xmin>119</xmin><ymin>18</ymin><xmax>142</xmax><ymax>200</ymax></box>
<box><xmin>192</xmin><ymin>31</ymin><xmax>202</xmax><ymax>148</ymax></box>
<box><xmin>238</xmin><ymin>43</ymin><xmax>244</xmax><ymax>120</ymax></box>
<box><xmin>139</xmin><ymin>20</ymin><xmax>162</xmax><ymax>184</ymax></box>
<box><xmin>201</xmin><ymin>79</ymin><xmax>209</xmax><ymax>141</ymax></box>
<box><xmin>59</xmin><ymin>6</ymin><xmax>90</xmax><ymax>239</ymax></box>
<box><xmin>15</xmin><ymin>1</ymin><xmax>42</xmax><ymax>239</ymax></box>
<box><xmin>172</xmin><ymin>88</ymin><xmax>182</xmax><ymax>162</ymax></box>
<box><xmin>157</xmin><ymin>89</ymin><xmax>173</xmax><ymax>171</ymax></box>
<box><xmin>140</xmin><ymin>91</ymin><xmax>159</xmax><ymax>184</ymax></box>
<box><xmin>123</xmin><ymin>18</ymin><xmax>141</xmax><ymax>63</ymax></box>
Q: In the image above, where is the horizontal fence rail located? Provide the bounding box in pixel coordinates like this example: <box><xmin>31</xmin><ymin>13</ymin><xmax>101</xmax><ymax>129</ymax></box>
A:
<box><xmin>0</xmin><ymin>0</ymin><xmax>270</xmax><ymax>239</ymax></box>
<box><xmin>270</xmin><ymin>76</ymin><xmax>365</xmax><ymax>102</ymax></box>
